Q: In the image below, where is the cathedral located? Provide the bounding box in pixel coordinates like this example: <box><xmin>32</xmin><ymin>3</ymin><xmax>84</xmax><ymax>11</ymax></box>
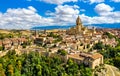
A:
<box><xmin>66</xmin><ymin>16</ymin><xmax>88</xmax><ymax>35</ymax></box>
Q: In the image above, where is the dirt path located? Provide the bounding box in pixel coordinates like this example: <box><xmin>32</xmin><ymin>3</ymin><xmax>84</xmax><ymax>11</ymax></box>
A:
<box><xmin>105</xmin><ymin>64</ymin><xmax>120</xmax><ymax>76</ymax></box>
<box><xmin>106</xmin><ymin>65</ymin><xmax>115</xmax><ymax>76</ymax></box>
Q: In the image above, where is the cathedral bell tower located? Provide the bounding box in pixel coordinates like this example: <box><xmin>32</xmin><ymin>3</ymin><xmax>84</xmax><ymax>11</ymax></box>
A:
<box><xmin>76</xmin><ymin>16</ymin><xmax>82</xmax><ymax>25</ymax></box>
<box><xmin>76</xmin><ymin>16</ymin><xmax>83</xmax><ymax>33</ymax></box>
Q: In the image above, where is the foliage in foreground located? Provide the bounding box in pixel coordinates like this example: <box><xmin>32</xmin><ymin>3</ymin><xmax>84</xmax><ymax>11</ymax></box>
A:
<box><xmin>0</xmin><ymin>51</ymin><xmax>92</xmax><ymax>76</ymax></box>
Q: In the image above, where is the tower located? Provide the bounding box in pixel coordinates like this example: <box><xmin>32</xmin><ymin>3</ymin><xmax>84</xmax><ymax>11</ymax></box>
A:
<box><xmin>76</xmin><ymin>16</ymin><xmax>82</xmax><ymax>26</ymax></box>
<box><xmin>35</xmin><ymin>30</ymin><xmax>38</xmax><ymax>38</ymax></box>
<box><xmin>93</xmin><ymin>27</ymin><xmax>96</xmax><ymax>34</ymax></box>
<box><xmin>76</xmin><ymin>16</ymin><xmax>83</xmax><ymax>33</ymax></box>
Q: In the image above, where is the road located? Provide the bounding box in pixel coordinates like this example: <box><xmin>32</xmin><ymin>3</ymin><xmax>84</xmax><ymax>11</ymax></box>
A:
<box><xmin>106</xmin><ymin>64</ymin><xmax>115</xmax><ymax>76</ymax></box>
<box><xmin>105</xmin><ymin>64</ymin><xmax>120</xmax><ymax>76</ymax></box>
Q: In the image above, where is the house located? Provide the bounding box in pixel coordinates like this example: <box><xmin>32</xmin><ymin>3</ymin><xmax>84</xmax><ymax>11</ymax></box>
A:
<box><xmin>89</xmin><ymin>53</ymin><xmax>103</xmax><ymax>69</ymax></box>
<box><xmin>46</xmin><ymin>37</ymin><xmax>55</xmax><ymax>44</ymax></box>
<box><xmin>49</xmin><ymin>47</ymin><xmax>59</xmax><ymax>53</ymax></box>
<box><xmin>2</xmin><ymin>38</ymin><xmax>12</xmax><ymax>50</ymax></box>
<box><xmin>66</xmin><ymin>52</ymin><xmax>103</xmax><ymax>69</ymax></box>
<box><xmin>18</xmin><ymin>38</ymin><xmax>27</xmax><ymax>44</ymax></box>
<box><xmin>34</xmin><ymin>37</ymin><xmax>46</xmax><ymax>45</ymax></box>
<box><xmin>10</xmin><ymin>38</ymin><xmax>19</xmax><ymax>49</ymax></box>
<box><xmin>59</xmin><ymin>43</ymin><xmax>67</xmax><ymax>49</ymax></box>
<box><xmin>103</xmin><ymin>38</ymin><xmax>117</xmax><ymax>47</ymax></box>
<box><xmin>0</xmin><ymin>38</ymin><xmax>28</xmax><ymax>50</ymax></box>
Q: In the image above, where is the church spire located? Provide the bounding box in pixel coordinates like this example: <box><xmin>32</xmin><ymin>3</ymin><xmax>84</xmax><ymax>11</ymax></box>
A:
<box><xmin>76</xmin><ymin>16</ymin><xmax>82</xmax><ymax>25</ymax></box>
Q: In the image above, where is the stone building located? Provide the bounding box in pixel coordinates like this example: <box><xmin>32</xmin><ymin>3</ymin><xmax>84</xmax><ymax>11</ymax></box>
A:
<box><xmin>66</xmin><ymin>16</ymin><xmax>97</xmax><ymax>36</ymax></box>
<box><xmin>0</xmin><ymin>38</ymin><xmax>27</xmax><ymax>50</ymax></box>
<box><xmin>66</xmin><ymin>16</ymin><xmax>88</xmax><ymax>35</ymax></box>
<box><xmin>66</xmin><ymin>52</ymin><xmax>103</xmax><ymax>69</ymax></box>
<box><xmin>76</xmin><ymin>16</ymin><xmax>83</xmax><ymax>33</ymax></box>
<box><xmin>2</xmin><ymin>38</ymin><xmax>12</xmax><ymax>50</ymax></box>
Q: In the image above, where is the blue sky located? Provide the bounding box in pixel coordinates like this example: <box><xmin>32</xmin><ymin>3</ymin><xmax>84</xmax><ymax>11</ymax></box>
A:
<box><xmin>0</xmin><ymin>0</ymin><xmax>120</xmax><ymax>29</ymax></box>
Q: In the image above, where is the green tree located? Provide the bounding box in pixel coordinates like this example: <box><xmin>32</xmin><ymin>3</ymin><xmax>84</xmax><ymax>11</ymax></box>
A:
<box><xmin>66</xmin><ymin>59</ymin><xmax>79</xmax><ymax>75</ymax></box>
<box><xmin>6</xmin><ymin>64</ymin><xmax>14</xmax><ymax>76</ymax></box>
<box><xmin>16</xmin><ymin>60</ymin><xmax>22</xmax><ymax>71</ymax></box>
<box><xmin>87</xmin><ymin>44</ymin><xmax>90</xmax><ymax>48</ymax></box>
<box><xmin>57</xmin><ymin>49</ymin><xmax>67</xmax><ymax>56</ymax></box>
<box><xmin>93</xmin><ymin>42</ymin><xmax>104</xmax><ymax>50</ymax></box>
<box><xmin>114</xmin><ymin>57</ymin><xmax>120</xmax><ymax>69</ymax></box>
<box><xmin>0</xmin><ymin>63</ymin><xmax>5</xmax><ymax>76</ymax></box>
<box><xmin>80</xmin><ymin>65</ymin><xmax>92</xmax><ymax>76</ymax></box>
<box><xmin>36</xmin><ymin>64</ymin><xmax>42</xmax><ymax>76</ymax></box>
<box><xmin>103</xmin><ymin>32</ymin><xmax>114</xmax><ymax>39</ymax></box>
<box><xmin>14</xmin><ymin>68</ymin><xmax>21</xmax><ymax>76</ymax></box>
<box><xmin>0</xmin><ymin>46</ymin><xmax>4</xmax><ymax>51</ymax></box>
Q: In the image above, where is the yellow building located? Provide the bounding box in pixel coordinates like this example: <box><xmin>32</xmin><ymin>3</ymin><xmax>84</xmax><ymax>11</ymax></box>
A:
<box><xmin>66</xmin><ymin>52</ymin><xmax>103</xmax><ymax>69</ymax></box>
<box><xmin>66</xmin><ymin>16</ymin><xmax>88</xmax><ymax>35</ymax></box>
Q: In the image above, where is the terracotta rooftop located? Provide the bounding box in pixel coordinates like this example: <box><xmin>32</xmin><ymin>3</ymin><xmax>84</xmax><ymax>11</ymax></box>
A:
<box><xmin>18</xmin><ymin>38</ymin><xmax>27</xmax><ymax>42</ymax></box>
<box><xmin>68</xmin><ymin>52</ymin><xmax>103</xmax><ymax>61</ymax></box>
<box><xmin>68</xmin><ymin>53</ymin><xmax>84</xmax><ymax>60</ymax></box>
<box><xmin>91</xmin><ymin>53</ymin><xmax>103</xmax><ymax>60</ymax></box>
<box><xmin>10</xmin><ymin>38</ymin><xmax>19</xmax><ymax>42</ymax></box>
<box><xmin>2</xmin><ymin>38</ymin><xmax>12</xmax><ymax>44</ymax></box>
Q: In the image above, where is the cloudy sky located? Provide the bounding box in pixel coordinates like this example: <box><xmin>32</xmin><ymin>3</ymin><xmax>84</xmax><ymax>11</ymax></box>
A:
<box><xmin>0</xmin><ymin>0</ymin><xmax>120</xmax><ymax>29</ymax></box>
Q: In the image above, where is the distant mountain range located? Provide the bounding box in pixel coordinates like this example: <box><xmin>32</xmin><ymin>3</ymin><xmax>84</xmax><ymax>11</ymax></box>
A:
<box><xmin>31</xmin><ymin>25</ymin><xmax>74</xmax><ymax>30</ymax></box>
<box><xmin>92</xmin><ymin>23</ymin><xmax>120</xmax><ymax>28</ymax></box>
<box><xmin>31</xmin><ymin>23</ymin><xmax>120</xmax><ymax>30</ymax></box>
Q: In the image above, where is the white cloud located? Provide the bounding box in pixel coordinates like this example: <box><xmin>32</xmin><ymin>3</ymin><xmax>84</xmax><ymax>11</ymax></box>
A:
<box><xmin>0</xmin><ymin>4</ymin><xmax>120</xmax><ymax>29</ymax></box>
<box><xmin>37</xmin><ymin>4</ymin><xmax>80</xmax><ymax>26</ymax></box>
<box><xmin>0</xmin><ymin>5</ymin><xmax>80</xmax><ymax>29</ymax></box>
<box><xmin>46</xmin><ymin>5</ymin><xmax>80</xmax><ymax>24</ymax></box>
<box><xmin>80</xmin><ymin>0</ymin><xmax>104</xmax><ymax>4</ymax></box>
<box><xmin>26</xmin><ymin>0</ymin><xmax>78</xmax><ymax>4</ymax></box>
<box><xmin>28</xmin><ymin>6</ymin><xmax>37</xmax><ymax>12</ymax></box>
<box><xmin>80</xmin><ymin>3</ymin><xmax>120</xmax><ymax>24</ymax></box>
<box><xmin>80</xmin><ymin>9</ymin><xmax>86</xmax><ymax>12</ymax></box>
<box><xmin>111</xmin><ymin>0</ymin><xmax>120</xmax><ymax>2</ymax></box>
<box><xmin>94</xmin><ymin>3</ymin><xmax>114</xmax><ymax>16</ymax></box>
<box><xmin>80</xmin><ymin>14</ymin><xmax>120</xmax><ymax>24</ymax></box>
<box><xmin>55</xmin><ymin>5</ymin><xmax>79</xmax><ymax>15</ymax></box>
<box><xmin>0</xmin><ymin>6</ymin><xmax>54</xmax><ymax>29</ymax></box>
<box><xmin>90</xmin><ymin>0</ymin><xmax>104</xmax><ymax>4</ymax></box>
<box><xmin>94</xmin><ymin>3</ymin><xmax>120</xmax><ymax>23</ymax></box>
<box><xmin>41</xmin><ymin>0</ymin><xmax>78</xmax><ymax>5</ymax></box>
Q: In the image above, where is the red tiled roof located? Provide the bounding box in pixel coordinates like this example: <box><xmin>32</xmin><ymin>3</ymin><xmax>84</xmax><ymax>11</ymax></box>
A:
<box><xmin>68</xmin><ymin>53</ymin><xmax>84</xmax><ymax>60</ymax></box>
<box><xmin>10</xmin><ymin>38</ymin><xmax>19</xmax><ymax>42</ymax></box>
<box><xmin>91</xmin><ymin>53</ymin><xmax>103</xmax><ymax>59</ymax></box>
<box><xmin>68</xmin><ymin>52</ymin><xmax>103</xmax><ymax>61</ymax></box>
<box><xmin>2</xmin><ymin>38</ymin><xmax>12</xmax><ymax>44</ymax></box>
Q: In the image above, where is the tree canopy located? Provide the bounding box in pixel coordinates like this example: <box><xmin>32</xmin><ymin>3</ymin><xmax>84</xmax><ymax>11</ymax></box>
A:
<box><xmin>0</xmin><ymin>51</ymin><xmax>92</xmax><ymax>76</ymax></box>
